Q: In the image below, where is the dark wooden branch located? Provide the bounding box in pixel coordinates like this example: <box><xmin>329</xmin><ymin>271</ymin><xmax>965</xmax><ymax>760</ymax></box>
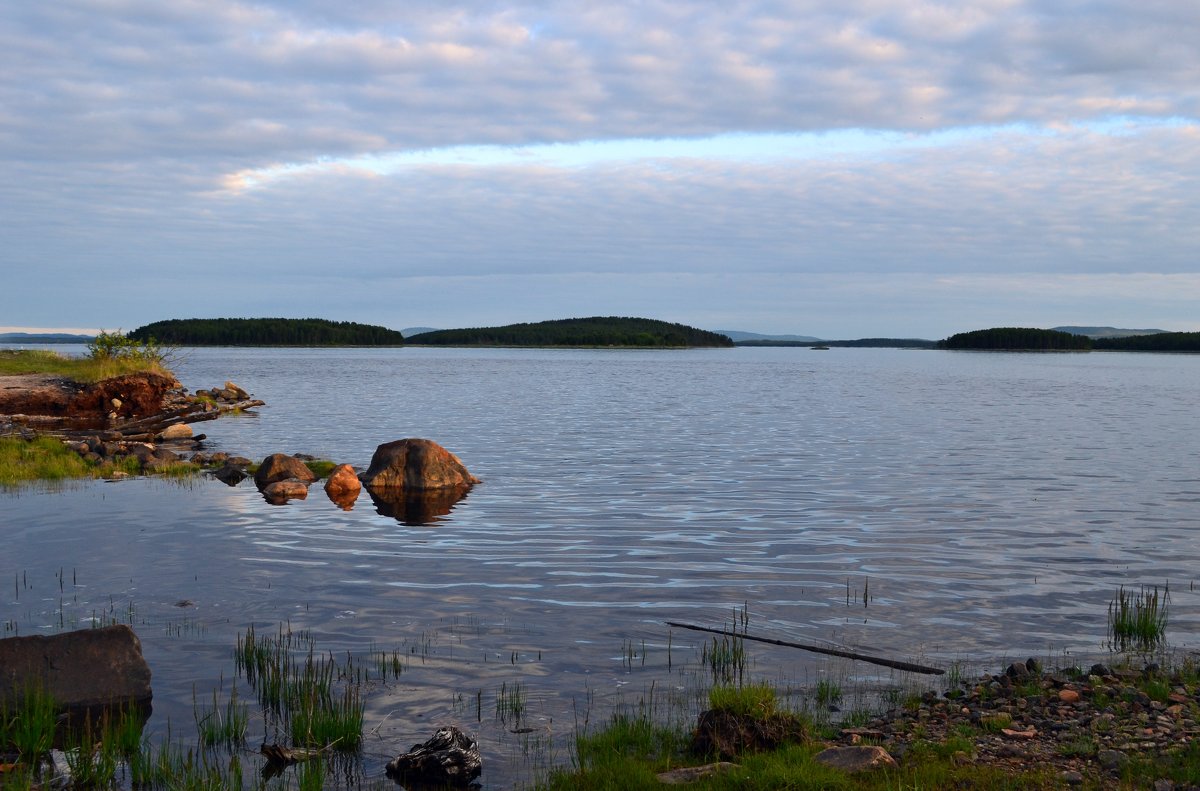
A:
<box><xmin>665</xmin><ymin>621</ymin><xmax>945</xmax><ymax>676</ymax></box>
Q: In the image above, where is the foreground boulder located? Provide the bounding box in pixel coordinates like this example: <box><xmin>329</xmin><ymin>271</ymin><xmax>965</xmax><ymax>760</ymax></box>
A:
<box><xmin>385</xmin><ymin>726</ymin><xmax>482</xmax><ymax>787</ymax></box>
<box><xmin>0</xmin><ymin>625</ymin><xmax>152</xmax><ymax>710</ymax></box>
<box><xmin>254</xmin><ymin>453</ymin><xmax>317</xmax><ymax>489</ymax></box>
<box><xmin>361</xmin><ymin>439</ymin><xmax>479</xmax><ymax>491</ymax></box>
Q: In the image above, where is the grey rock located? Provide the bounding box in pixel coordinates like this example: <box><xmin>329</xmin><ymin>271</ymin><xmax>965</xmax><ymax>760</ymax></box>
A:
<box><xmin>1005</xmin><ymin>661</ymin><xmax>1030</xmax><ymax>680</ymax></box>
<box><xmin>813</xmin><ymin>745</ymin><xmax>897</xmax><ymax>773</ymax></box>
<box><xmin>1098</xmin><ymin>749</ymin><xmax>1129</xmax><ymax>771</ymax></box>
<box><xmin>0</xmin><ymin>625</ymin><xmax>152</xmax><ymax>710</ymax></box>
<box><xmin>657</xmin><ymin>762</ymin><xmax>740</xmax><ymax>784</ymax></box>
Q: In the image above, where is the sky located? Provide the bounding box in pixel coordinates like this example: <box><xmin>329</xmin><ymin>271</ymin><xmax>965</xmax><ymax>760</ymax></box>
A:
<box><xmin>2</xmin><ymin>1</ymin><xmax>1198</xmax><ymax>340</ymax></box>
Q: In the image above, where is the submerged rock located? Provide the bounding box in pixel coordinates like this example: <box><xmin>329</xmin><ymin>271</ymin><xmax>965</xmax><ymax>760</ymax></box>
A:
<box><xmin>213</xmin><ymin>462</ymin><xmax>249</xmax><ymax>486</ymax></box>
<box><xmin>0</xmin><ymin>624</ymin><xmax>152</xmax><ymax>711</ymax></box>
<box><xmin>361</xmin><ymin>438</ymin><xmax>479</xmax><ymax>491</ymax></box>
<box><xmin>254</xmin><ymin>453</ymin><xmax>317</xmax><ymax>490</ymax></box>
<box><xmin>385</xmin><ymin>726</ymin><xmax>482</xmax><ymax>787</ymax></box>
<box><xmin>262</xmin><ymin>478</ymin><xmax>310</xmax><ymax>504</ymax></box>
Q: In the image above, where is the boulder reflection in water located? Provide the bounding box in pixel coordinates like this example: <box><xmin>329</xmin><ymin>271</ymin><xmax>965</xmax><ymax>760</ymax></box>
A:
<box><xmin>367</xmin><ymin>485</ymin><xmax>470</xmax><ymax>525</ymax></box>
<box><xmin>326</xmin><ymin>487</ymin><xmax>360</xmax><ymax>511</ymax></box>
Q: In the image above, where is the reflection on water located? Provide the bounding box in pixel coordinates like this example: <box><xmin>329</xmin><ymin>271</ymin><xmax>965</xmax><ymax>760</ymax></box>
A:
<box><xmin>367</xmin><ymin>485</ymin><xmax>471</xmax><ymax>525</ymax></box>
<box><xmin>327</xmin><ymin>486</ymin><xmax>360</xmax><ymax>511</ymax></box>
<box><xmin>4</xmin><ymin>346</ymin><xmax>1200</xmax><ymax>788</ymax></box>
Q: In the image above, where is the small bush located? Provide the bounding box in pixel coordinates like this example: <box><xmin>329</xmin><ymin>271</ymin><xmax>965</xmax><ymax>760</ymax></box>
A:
<box><xmin>87</xmin><ymin>330</ymin><xmax>170</xmax><ymax>365</ymax></box>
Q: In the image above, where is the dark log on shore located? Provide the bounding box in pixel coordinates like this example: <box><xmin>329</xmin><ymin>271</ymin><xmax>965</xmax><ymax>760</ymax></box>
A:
<box><xmin>108</xmin><ymin>399</ymin><xmax>264</xmax><ymax>437</ymax></box>
<box><xmin>2</xmin><ymin>398</ymin><xmax>266</xmax><ymax>442</ymax></box>
<box><xmin>665</xmin><ymin>621</ymin><xmax>945</xmax><ymax>675</ymax></box>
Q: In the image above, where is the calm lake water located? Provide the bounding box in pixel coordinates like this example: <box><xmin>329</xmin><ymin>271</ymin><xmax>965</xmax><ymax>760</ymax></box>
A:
<box><xmin>4</xmin><ymin>346</ymin><xmax>1199</xmax><ymax>787</ymax></box>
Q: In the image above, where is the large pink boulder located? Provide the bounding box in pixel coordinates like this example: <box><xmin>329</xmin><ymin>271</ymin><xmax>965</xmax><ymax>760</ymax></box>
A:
<box><xmin>361</xmin><ymin>439</ymin><xmax>479</xmax><ymax>491</ymax></box>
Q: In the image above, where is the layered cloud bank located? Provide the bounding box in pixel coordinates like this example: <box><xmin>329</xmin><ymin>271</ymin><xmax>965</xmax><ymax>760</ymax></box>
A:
<box><xmin>2</xmin><ymin>1</ymin><xmax>1197</xmax><ymax>336</ymax></box>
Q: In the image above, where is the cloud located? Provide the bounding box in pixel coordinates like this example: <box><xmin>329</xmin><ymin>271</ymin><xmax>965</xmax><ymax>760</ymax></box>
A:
<box><xmin>2</xmin><ymin>1</ymin><xmax>1199</xmax><ymax>334</ymax></box>
<box><xmin>5</xmin><ymin>1</ymin><xmax>1199</xmax><ymax>168</ymax></box>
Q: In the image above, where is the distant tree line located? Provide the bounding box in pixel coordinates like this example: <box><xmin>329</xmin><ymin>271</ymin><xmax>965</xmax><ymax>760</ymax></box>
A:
<box><xmin>406</xmin><ymin>317</ymin><xmax>734</xmax><ymax>347</ymax></box>
<box><xmin>127</xmin><ymin>318</ymin><xmax>405</xmax><ymax>346</ymax></box>
<box><xmin>1093</xmin><ymin>332</ymin><xmax>1200</xmax><ymax>352</ymax></box>
<box><xmin>938</xmin><ymin>328</ymin><xmax>1091</xmax><ymax>350</ymax></box>
<box><xmin>939</xmin><ymin>327</ymin><xmax>1200</xmax><ymax>352</ymax></box>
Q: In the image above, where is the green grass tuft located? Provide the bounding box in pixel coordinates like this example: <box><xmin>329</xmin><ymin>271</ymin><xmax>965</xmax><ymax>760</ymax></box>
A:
<box><xmin>303</xmin><ymin>460</ymin><xmax>337</xmax><ymax>478</ymax></box>
<box><xmin>0</xmin><ymin>437</ymin><xmax>97</xmax><ymax>485</ymax></box>
<box><xmin>707</xmin><ymin>683</ymin><xmax>777</xmax><ymax>718</ymax></box>
<box><xmin>1108</xmin><ymin>584</ymin><xmax>1169</xmax><ymax>652</ymax></box>
<box><xmin>0</xmin><ymin>683</ymin><xmax>57</xmax><ymax>760</ymax></box>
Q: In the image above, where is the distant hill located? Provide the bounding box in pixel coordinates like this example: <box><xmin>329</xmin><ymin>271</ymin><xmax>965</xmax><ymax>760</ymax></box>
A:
<box><xmin>1053</xmin><ymin>326</ymin><xmax>1168</xmax><ymax>339</ymax></box>
<box><xmin>128</xmin><ymin>318</ymin><xmax>405</xmax><ymax>346</ymax></box>
<box><xmin>715</xmin><ymin>330</ymin><xmax>823</xmax><ymax>343</ymax></box>
<box><xmin>734</xmin><ymin>337</ymin><xmax>936</xmax><ymax>349</ymax></box>
<box><xmin>406</xmin><ymin>317</ymin><xmax>734</xmax><ymax>347</ymax></box>
<box><xmin>401</xmin><ymin>327</ymin><xmax>439</xmax><ymax>338</ymax></box>
<box><xmin>0</xmin><ymin>332</ymin><xmax>95</xmax><ymax>344</ymax></box>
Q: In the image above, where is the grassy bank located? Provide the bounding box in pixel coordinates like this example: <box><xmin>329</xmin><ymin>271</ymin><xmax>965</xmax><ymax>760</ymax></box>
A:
<box><xmin>541</xmin><ymin>653</ymin><xmax>1200</xmax><ymax>790</ymax></box>
<box><xmin>0</xmin><ymin>437</ymin><xmax>146</xmax><ymax>485</ymax></box>
<box><xmin>0</xmin><ymin>348</ymin><xmax>169</xmax><ymax>384</ymax></box>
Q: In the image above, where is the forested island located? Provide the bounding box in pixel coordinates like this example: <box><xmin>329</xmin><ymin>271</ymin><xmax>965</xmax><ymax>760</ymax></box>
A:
<box><xmin>405</xmin><ymin>317</ymin><xmax>733</xmax><ymax>347</ymax></box>
<box><xmin>939</xmin><ymin>328</ymin><xmax>1091</xmax><ymax>350</ymax></box>
<box><xmin>128</xmin><ymin>318</ymin><xmax>405</xmax><ymax>346</ymax></box>
<box><xmin>941</xmin><ymin>327</ymin><xmax>1200</xmax><ymax>352</ymax></box>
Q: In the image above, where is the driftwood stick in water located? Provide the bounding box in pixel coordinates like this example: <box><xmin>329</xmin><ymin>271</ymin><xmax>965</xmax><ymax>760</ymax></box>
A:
<box><xmin>665</xmin><ymin>621</ymin><xmax>944</xmax><ymax>676</ymax></box>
